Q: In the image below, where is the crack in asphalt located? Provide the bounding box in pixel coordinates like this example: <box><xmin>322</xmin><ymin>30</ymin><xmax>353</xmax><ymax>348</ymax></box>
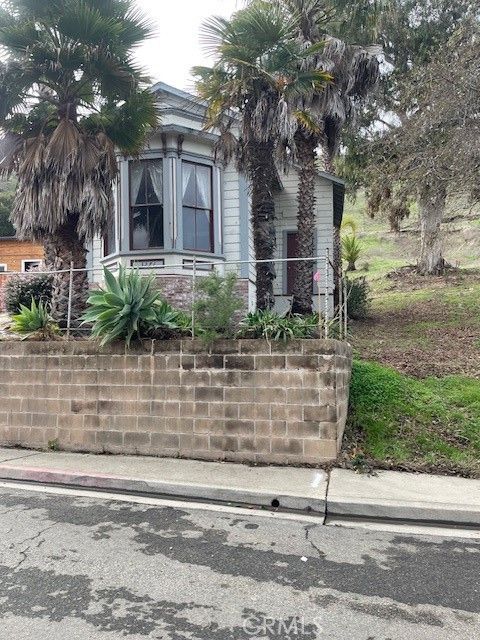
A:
<box><xmin>11</xmin><ymin>522</ymin><xmax>59</xmax><ymax>571</ymax></box>
<box><xmin>304</xmin><ymin>523</ymin><xmax>325</xmax><ymax>558</ymax></box>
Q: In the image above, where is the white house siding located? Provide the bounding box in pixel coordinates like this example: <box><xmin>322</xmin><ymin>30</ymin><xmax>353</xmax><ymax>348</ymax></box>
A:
<box><xmin>273</xmin><ymin>170</ymin><xmax>334</xmax><ymax>313</ymax></box>
<box><xmin>223</xmin><ymin>161</ymin><xmax>241</xmax><ymax>268</ymax></box>
<box><xmin>89</xmin><ymin>237</ymin><xmax>103</xmax><ymax>284</ymax></box>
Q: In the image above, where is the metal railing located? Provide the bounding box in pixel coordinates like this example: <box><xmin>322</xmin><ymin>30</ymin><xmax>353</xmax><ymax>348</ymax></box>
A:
<box><xmin>0</xmin><ymin>251</ymin><xmax>350</xmax><ymax>340</ymax></box>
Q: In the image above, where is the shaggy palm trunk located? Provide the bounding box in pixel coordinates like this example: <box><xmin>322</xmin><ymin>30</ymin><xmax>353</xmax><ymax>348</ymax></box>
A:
<box><xmin>324</xmin><ymin>153</ymin><xmax>335</xmax><ymax>175</ymax></box>
<box><xmin>418</xmin><ymin>183</ymin><xmax>447</xmax><ymax>275</ymax></box>
<box><xmin>248</xmin><ymin>142</ymin><xmax>277</xmax><ymax>310</ymax></box>
<box><xmin>332</xmin><ymin>224</ymin><xmax>341</xmax><ymax>308</ymax></box>
<box><xmin>49</xmin><ymin>214</ymin><xmax>89</xmax><ymax>326</ymax></box>
<box><xmin>291</xmin><ymin>133</ymin><xmax>317</xmax><ymax>315</ymax></box>
<box><xmin>43</xmin><ymin>235</ymin><xmax>56</xmax><ymax>271</ymax></box>
<box><xmin>324</xmin><ymin>151</ymin><xmax>341</xmax><ymax>307</ymax></box>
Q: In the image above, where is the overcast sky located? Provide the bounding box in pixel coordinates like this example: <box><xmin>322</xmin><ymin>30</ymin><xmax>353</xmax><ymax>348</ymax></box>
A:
<box><xmin>134</xmin><ymin>0</ymin><xmax>239</xmax><ymax>92</ymax></box>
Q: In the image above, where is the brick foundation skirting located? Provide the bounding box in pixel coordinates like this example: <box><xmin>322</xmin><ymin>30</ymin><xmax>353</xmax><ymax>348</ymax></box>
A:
<box><xmin>0</xmin><ymin>339</ymin><xmax>352</xmax><ymax>465</ymax></box>
<box><xmin>155</xmin><ymin>275</ymin><xmax>249</xmax><ymax>311</ymax></box>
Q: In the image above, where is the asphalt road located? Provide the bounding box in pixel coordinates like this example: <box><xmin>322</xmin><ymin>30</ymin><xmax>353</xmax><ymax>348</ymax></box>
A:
<box><xmin>0</xmin><ymin>484</ymin><xmax>479</xmax><ymax>639</ymax></box>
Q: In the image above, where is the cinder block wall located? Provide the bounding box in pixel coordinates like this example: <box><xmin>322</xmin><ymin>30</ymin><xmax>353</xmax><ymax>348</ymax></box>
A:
<box><xmin>0</xmin><ymin>339</ymin><xmax>352</xmax><ymax>465</ymax></box>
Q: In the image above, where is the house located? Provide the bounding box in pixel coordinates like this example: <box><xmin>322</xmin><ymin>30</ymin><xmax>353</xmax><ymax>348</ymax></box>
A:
<box><xmin>0</xmin><ymin>235</ymin><xmax>44</xmax><ymax>312</ymax></box>
<box><xmin>0</xmin><ymin>236</ymin><xmax>44</xmax><ymax>274</ymax></box>
<box><xmin>0</xmin><ymin>180</ymin><xmax>44</xmax><ymax>275</ymax></box>
<box><xmin>89</xmin><ymin>82</ymin><xmax>345</xmax><ymax>312</ymax></box>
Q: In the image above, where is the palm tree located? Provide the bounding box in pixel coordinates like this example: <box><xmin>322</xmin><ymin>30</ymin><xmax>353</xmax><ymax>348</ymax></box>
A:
<box><xmin>193</xmin><ymin>1</ymin><xmax>329</xmax><ymax>310</ymax></box>
<box><xmin>0</xmin><ymin>0</ymin><xmax>158</xmax><ymax>323</ymax></box>
<box><xmin>273</xmin><ymin>0</ymin><xmax>381</xmax><ymax>313</ymax></box>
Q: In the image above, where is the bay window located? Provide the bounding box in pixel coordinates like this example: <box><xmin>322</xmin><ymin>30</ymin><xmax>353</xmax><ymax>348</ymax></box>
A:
<box><xmin>130</xmin><ymin>159</ymin><xmax>164</xmax><ymax>250</ymax></box>
<box><xmin>182</xmin><ymin>161</ymin><xmax>214</xmax><ymax>253</ymax></box>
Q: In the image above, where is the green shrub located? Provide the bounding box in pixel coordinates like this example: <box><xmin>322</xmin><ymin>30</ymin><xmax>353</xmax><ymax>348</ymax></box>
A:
<box><xmin>5</xmin><ymin>270</ymin><xmax>53</xmax><ymax>313</ymax></box>
<box><xmin>11</xmin><ymin>299</ymin><xmax>59</xmax><ymax>339</ymax></box>
<box><xmin>346</xmin><ymin>277</ymin><xmax>371</xmax><ymax>320</ymax></box>
<box><xmin>238</xmin><ymin>310</ymin><xmax>318</xmax><ymax>341</ymax></box>
<box><xmin>82</xmin><ymin>267</ymin><xmax>161</xmax><ymax>346</ymax></box>
<box><xmin>193</xmin><ymin>271</ymin><xmax>244</xmax><ymax>341</ymax></box>
<box><xmin>341</xmin><ymin>234</ymin><xmax>362</xmax><ymax>271</ymax></box>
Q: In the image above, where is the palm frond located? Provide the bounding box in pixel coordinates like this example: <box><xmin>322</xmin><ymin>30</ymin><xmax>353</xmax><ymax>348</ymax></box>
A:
<box><xmin>294</xmin><ymin>109</ymin><xmax>322</xmax><ymax>134</ymax></box>
<box><xmin>82</xmin><ymin>90</ymin><xmax>159</xmax><ymax>155</ymax></box>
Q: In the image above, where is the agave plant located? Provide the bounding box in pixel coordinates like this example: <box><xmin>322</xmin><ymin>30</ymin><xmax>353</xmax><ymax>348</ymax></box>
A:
<box><xmin>149</xmin><ymin>300</ymin><xmax>187</xmax><ymax>339</ymax></box>
<box><xmin>82</xmin><ymin>267</ymin><xmax>160</xmax><ymax>347</ymax></box>
<box><xmin>11</xmin><ymin>298</ymin><xmax>59</xmax><ymax>340</ymax></box>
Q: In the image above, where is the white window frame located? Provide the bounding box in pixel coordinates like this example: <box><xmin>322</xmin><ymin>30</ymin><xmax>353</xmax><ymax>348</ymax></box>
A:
<box><xmin>21</xmin><ymin>259</ymin><xmax>42</xmax><ymax>272</ymax></box>
<box><xmin>0</xmin><ymin>263</ymin><xmax>7</xmax><ymax>272</ymax></box>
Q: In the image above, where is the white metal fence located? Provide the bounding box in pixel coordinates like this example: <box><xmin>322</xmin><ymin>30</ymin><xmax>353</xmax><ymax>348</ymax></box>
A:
<box><xmin>0</xmin><ymin>252</ymin><xmax>349</xmax><ymax>340</ymax></box>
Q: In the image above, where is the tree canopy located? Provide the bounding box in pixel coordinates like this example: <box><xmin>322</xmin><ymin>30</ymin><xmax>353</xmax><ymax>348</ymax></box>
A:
<box><xmin>0</xmin><ymin>0</ymin><xmax>158</xmax><ymax>321</ymax></box>
<box><xmin>194</xmin><ymin>0</ymin><xmax>329</xmax><ymax>309</ymax></box>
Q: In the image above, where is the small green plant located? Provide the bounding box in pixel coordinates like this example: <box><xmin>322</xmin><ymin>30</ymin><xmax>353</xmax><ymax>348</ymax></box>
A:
<box><xmin>194</xmin><ymin>271</ymin><xmax>244</xmax><ymax>341</ymax></box>
<box><xmin>341</xmin><ymin>234</ymin><xmax>362</xmax><ymax>271</ymax></box>
<box><xmin>11</xmin><ymin>298</ymin><xmax>59</xmax><ymax>339</ymax></box>
<box><xmin>82</xmin><ymin>266</ymin><xmax>160</xmax><ymax>346</ymax></box>
<box><xmin>346</xmin><ymin>277</ymin><xmax>371</xmax><ymax>320</ymax></box>
<box><xmin>149</xmin><ymin>300</ymin><xmax>188</xmax><ymax>339</ymax></box>
<box><xmin>238</xmin><ymin>310</ymin><xmax>318</xmax><ymax>341</ymax></box>
<box><xmin>47</xmin><ymin>438</ymin><xmax>59</xmax><ymax>451</ymax></box>
<box><xmin>5</xmin><ymin>270</ymin><xmax>53</xmax><ymax>313</ymax></box>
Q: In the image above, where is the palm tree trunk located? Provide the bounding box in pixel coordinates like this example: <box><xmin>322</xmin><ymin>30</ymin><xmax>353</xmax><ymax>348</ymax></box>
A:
<box><xmin>43</xmin><ymin>235</ymin><xmax>56</xmax><ymax>271</ymax></box>
<box><xmin>418</xmin><ymin>183</ymin><xmax>447</xmax><ymax>275</ymax></box>
<box><xmin>324</xmin><ymin>150</ymin><xmax>342</xmax><ymax>307</ymax></box>
<box><xmin>291</xmin><ymin>133</ymin><xmax>317</xmax><ymax>315</ymax></box>
<box><xmin>332</xmin><ymin>224</ymin><xmax>341</xmax><ymax>308</ymax></box>
<box><xmin>248</xmin><ymin>142</ymin><xmax>277</xmax><ymax>310</ymax></box>
<box><xmin>324</xmin><ymin>153</ymin><xmax>335</xmax><ymax>175</ymax></box>
<box><xmin>49</xmin><ymin>214</ymin><xmax>89</xmax><ymax>326</ymax></box>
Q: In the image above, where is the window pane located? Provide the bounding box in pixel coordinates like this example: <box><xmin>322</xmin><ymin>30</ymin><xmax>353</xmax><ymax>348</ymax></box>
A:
<box><xmin>148</xmin><ymin>205</ymin><xmax>164</xmax><ymax>248</ymax></box>
<box><xmin>182</xmin><ymin>163</ymin><xmax>196</xmax><ymax>207</ymax></box>
<box><xmin>196</xmin><ymin>210</ymin><xmax>212</xmax><ymax>252</ymax></box>
<box><xmin>196</xmin><ymin>165</ymin><xmax>212</xmax><ymax>208</ymax></box>
<box><xmin>182</xmin><ymin>207</ymin><xmax>196</xmax><ymax>249</ymax></box>
<box><xmin>132</xmin><ymin>208</ymin><xmax>149</xmax><ymax>249</ymax></box>
<box><xmin>147</xmin><ymin>161</ymin><xmax>163</xmax><ymax>204</ymax></box>
<box><xmin>130</xmin><ymin>162</ymin><xmax>146</xmax><ymax>205</ymax></box>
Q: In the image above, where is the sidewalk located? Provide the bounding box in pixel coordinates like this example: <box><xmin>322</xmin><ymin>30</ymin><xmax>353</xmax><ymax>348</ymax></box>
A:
<box><xmin>0</xmin><ymin>447</ymin><xmax>479</xmax><ymax>526</ymax></box>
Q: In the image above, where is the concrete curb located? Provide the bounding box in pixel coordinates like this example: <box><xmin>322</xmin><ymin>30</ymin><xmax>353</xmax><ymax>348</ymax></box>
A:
<box><xmin>0</xmin><ymin>450</ymin><xmax>479</xmax><ymax>527</ymax></box>
<box><xmin>327</xmin><ymin>499</ymin><xmax>480</xmax><ymax>527</ymax></box>
<box><xmin>0</xmin><ymin>456</ymin><xmax>328</xmax><ymax>515</ymax></box>
<box><xmin>327</xmin><ymin>468</ymin><xmax>480</xmax><ymax>527</ymax></box>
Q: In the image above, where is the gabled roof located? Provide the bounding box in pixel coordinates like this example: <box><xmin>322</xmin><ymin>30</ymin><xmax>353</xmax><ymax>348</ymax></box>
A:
<box><xmin>151</xmin><ymin>81</ymin><xmax>208</xmax><ymax>119</ymax></box>
<box><xmin>151</xmin><ymin>81</ymin><xmax>201</xmax><ymax>104</ymax></box>
<box><xmin>316</xmin><ymin>170</ymin><xmax>345</xmax><ymax>186</ymax></box>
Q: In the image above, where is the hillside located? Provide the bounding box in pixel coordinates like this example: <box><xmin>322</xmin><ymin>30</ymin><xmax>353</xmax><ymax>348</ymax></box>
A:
<box><xmin>342</xmin><ymin>194</ymin><xmax>480</xmax><ymax>477</ymax></box>
<box><xmin>345</xmin><ymin>192</ymin><xmax>480</xmax><ymax>281</ymax></box>
<box><xmin>345</xmin><ymin>193</ymin><xmax>480</xmax><ymax>378</ymax></box>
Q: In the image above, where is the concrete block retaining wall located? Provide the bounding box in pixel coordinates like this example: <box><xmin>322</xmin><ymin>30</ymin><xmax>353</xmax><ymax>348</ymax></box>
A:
<box><xmin>0</xmin><ymin>339</ymin><xmax>352</xmax><ymax>465</ymax></box>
